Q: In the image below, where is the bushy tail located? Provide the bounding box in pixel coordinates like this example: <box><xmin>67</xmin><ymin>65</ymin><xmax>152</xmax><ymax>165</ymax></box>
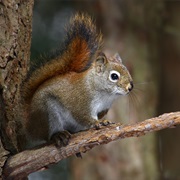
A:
<box><xmin>64</xmin><ymin>13</ymin><xmax>103</xmax><ymax>72</ymax></box>
<box><xmin>22</xmin><ymin>13</ymin><xmax>103</xmax><ymax>102</ymax></box>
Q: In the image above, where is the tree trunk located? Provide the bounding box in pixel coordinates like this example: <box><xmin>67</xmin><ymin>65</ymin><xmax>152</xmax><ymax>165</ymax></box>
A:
<box><xmin>0</xmin><ymin>0</ymin><xmax>34</xmax><ymax>178</ymax></box>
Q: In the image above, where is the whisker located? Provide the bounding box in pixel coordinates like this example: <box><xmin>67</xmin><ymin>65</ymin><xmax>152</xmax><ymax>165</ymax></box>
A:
<box><xmin>124</xmin><ymin>80</ymin><xmax>156</xmax><ymax>123</ymax></box>
<box><xmin>129</xmin><ymin>91</ymin><xmax>139</xmax><ymax>108</ymax></box>
<box><xmin>133</xmin><ymin>81</ymin><xmax>153</xmax><ymax>86</ymax></box>
<box><xmin>127</xmin><ymin>93</ymin><xmax>130</xmax><ymax>122</ymax></box>
<box><xmin>127</xmin><ymin>92</ymin><xmax>139</xmax><ymax>122</ymax></box>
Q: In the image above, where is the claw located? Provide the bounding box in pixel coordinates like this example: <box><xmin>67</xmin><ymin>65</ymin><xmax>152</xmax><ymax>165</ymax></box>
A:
<box><xmin>100</xmin><ymin>119</ymin><xmax>111</xmax><ymax>126</ymax></box>
<box><xmin>51</xmin><ymin>130</ymin><xmax>71</xmax><ymax>147</ymax></box>
<box><xmin>94</xmin><ymin>120</ymin><xmax>112</xmax><ymax>130</ymax></box>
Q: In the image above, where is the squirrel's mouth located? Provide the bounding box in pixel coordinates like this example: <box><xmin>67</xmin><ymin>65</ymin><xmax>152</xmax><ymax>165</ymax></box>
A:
<box><xmin>114</xmin><ymin>87</ymin><xmax>133</xmax><ymax>95</ymax></box>
<box><xmin>117</xmin><ymin>82</ymin><xmax>133</xmax><ymax>95</ymax></box>
<box><xmin>113</xmin><ymin>88</ymin><xmax>127</xmax><ymax>95</ymax></box>
<box><xmin>113</xmin><ymin>81</ymin><xmax>133</xmax><ymax>96</ymax></box>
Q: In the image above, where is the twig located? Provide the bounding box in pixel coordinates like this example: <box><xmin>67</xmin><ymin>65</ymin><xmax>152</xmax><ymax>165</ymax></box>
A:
<box><xmin>3</xmin><ymin>112</ymin><xmax>180</xmax><ymax>180</ymax></box>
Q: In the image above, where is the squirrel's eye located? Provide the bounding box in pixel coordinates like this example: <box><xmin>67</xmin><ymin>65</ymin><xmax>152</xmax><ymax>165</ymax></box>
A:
<box><xmin>109</xmin><ymin>70</ymin><xmax>120</xmax><ymax>82</ymax></box>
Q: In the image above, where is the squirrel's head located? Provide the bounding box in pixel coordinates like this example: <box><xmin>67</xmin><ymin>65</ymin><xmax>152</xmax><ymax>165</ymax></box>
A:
<box><xmin>92</xmin><ymin>52</ymin><xmax>133</xmax><ymax>95</ymax></box>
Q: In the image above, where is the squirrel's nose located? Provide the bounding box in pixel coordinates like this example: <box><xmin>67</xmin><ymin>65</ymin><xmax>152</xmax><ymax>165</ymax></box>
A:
<box><xmin>126</xmin><ymin>81</ymin><xmax>133</xmax><ymax>92</ymax></box>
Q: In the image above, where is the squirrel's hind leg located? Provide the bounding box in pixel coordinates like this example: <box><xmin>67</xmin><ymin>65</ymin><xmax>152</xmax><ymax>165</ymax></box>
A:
<box><xmin>46</xmin><ymin>95</ymin><xmax>75</xmax><ymax>147</ymax></box>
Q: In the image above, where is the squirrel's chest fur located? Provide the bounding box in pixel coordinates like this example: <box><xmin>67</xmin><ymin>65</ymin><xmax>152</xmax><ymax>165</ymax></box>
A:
<box><xmin>90</xmin><ymin>92</ymin><xmax>117</xmax><ymax>120</ymax></box>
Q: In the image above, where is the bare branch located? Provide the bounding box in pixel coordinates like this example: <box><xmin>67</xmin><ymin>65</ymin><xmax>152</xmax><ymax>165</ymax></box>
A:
<box><xmin>3</xmin><ymin>112</ymin><xmax>180</xmax><ymax>180</ymax></box>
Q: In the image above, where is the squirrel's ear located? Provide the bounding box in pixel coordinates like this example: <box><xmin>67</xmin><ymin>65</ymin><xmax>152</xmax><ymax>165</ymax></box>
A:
<box><xmin>95</xmin><ymin>53</ymin><xmax>108</xmax><ymax>73</ymax></box>
<box><xmin>113</xmin><ymin>53</ymin><xmax>122</xmax><ymax>63</ymax></box>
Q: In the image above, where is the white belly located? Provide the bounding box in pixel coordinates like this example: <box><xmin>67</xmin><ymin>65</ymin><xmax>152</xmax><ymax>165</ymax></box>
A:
<box><xmin>90</xmin><ymin>93</ymin><xmax>117</xmax><ymax>120</ymax></box>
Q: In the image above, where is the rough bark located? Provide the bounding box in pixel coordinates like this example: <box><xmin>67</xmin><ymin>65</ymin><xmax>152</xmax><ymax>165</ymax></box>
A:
<box><xmin>2</xmin><ymin>112</ymin><xmax>180</xmax><ymax>180</ymax></box>
<box><xmin>0</xmin><ymin>0</ymin><xmax>34</xmax><ymax>178</ymax></box>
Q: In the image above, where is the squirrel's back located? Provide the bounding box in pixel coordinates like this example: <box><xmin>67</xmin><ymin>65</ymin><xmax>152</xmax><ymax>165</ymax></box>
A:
<box><xmin>22</xmin><ymin>13</ymin><xmax>103</xmax><ymax>103</ymax></box>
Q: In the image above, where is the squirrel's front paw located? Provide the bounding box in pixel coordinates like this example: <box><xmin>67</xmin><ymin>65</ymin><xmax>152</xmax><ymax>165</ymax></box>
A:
<box><xmin>51</xmin><ymin>130</ymin><xmax>71</xmax><ymax>147</ymax></box>
<box><xmin>94</xmin><ymin>119</ymin><xmax>113</xmax><ymax>130</ymax></box>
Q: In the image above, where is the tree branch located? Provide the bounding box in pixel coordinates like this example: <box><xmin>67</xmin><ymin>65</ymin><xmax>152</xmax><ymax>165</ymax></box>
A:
<box><xmin>3</xmin><ymin>112</ymin><xmax>180</xmax><ymax>180</ymax></box>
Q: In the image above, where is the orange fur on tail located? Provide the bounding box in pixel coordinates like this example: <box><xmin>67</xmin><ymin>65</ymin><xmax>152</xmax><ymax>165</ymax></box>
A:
<box><xmin>22</xmin><ymin>13</ymin><xmax>103</xmax><ymax>103</ymax></box>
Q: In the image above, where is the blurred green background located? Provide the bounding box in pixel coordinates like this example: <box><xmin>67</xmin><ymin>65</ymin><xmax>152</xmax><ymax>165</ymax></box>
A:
<box><xmin>29</xmin><ymin>0</ymin><xmax>180</xmax><ymax>180</ymax></box>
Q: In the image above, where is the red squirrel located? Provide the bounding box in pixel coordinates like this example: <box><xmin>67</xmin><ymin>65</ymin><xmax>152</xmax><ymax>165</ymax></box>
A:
<box><xmin>21</xmin><ymin>13</ymin><xmax>133</xmax><ymax>149</ymax></box>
